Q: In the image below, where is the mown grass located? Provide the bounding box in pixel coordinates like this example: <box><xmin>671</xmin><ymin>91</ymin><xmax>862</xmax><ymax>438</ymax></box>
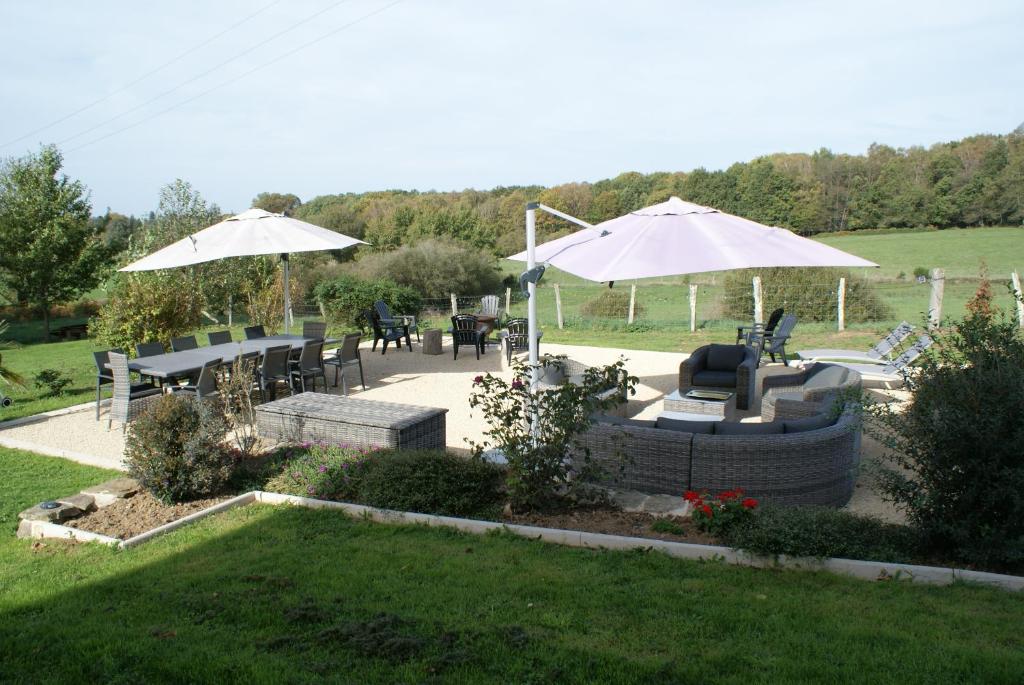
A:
<box><xmin>2</xmin><ymin>448</ymin><xmax>1024</xmax><ymax>683</ymax></box>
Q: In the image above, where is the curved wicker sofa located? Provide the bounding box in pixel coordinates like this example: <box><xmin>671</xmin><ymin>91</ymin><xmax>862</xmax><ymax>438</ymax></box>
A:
<box><xmin>575</xmin><ymin>404</ymin><xmax>861</xmax><ymax>507</ymax></box>
<box><xmin>761</xmin><ymin>363</ymin><xmax>863</xmax><ymax>421</ymax></box>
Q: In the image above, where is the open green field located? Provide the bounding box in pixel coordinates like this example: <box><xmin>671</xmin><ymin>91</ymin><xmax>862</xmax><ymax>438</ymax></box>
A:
<box><xmin>2</xmin><ymin>448</ymin><xmax>1023</xmax><ymax>683</ymax></box>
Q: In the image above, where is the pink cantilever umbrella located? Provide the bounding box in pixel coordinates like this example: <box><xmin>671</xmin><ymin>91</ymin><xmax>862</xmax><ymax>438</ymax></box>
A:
<box><xmin>509</xmin><ymin>196</ymin><xmax>876</xmax><ymax>282</ymax></box>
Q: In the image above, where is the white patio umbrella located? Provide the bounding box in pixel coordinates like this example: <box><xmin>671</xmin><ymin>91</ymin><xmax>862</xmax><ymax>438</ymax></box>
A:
<box><xmin>120</xmin><ymin>208</ymin><xmax>367</xmax><ymax>332</ymax></box>
<box><xmin>509</xmin><ymin>197</ymin><xmax>877</xmax><ymax>386</ymax></box>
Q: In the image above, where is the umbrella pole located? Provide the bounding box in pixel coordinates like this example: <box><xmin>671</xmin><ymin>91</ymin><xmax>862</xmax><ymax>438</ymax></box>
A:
<box><xmin>281</xmin><ymin>253</ymin><xmax>291</xmax><ymax>334</ymax></box>
<box><xmin>526</xmin><ymin>204</ymin><xmax>539</xmax><ymax>390</ymax></box>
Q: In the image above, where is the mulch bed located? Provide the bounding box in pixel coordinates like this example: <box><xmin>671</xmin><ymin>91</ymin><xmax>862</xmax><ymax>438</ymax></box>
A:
<box><xmin>66</xmin><ymin>491</ymin><xmax>234</xmax><ymax>540</ymax></box>
<box><xmin>504</xmin><ymin>507</ymin><xmax>718</xmax><ymax>546</ymax></box>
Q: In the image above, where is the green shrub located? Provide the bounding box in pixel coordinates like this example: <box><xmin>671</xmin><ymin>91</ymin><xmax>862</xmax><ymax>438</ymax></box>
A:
<box><xmin>870</xmin><ymin>308</ymin><xmax>1024</xmax><ymax>570</ymax></box>
<box><xmin>91</xmin><ymin>273</ymin><xmax>205</xmax><ymax>353</ymax></box>
<box><xmin>124</xmin><ymin>394</ymin><xmax>235</xmax><ymax>503</ymax></box>
<box><xmin>33</xmin><ymin>369</ymin><xmax>72</xmax><ymax>397</ymax></box>
<box><xmin>722</xmin><ymin>267</ymin><xmax>892</xmax><ymax>323</ymax></box>
<box><xmin>358</xmin><ymin>449</ymin><xmax>505</xmax><ymax>518</ymax></box>
<box><xmin>314</xmin><ymin>274</ymin><xmax>422</xmax><ymax>330</ymax></box>
<box><xmin>912</xmin><ymin>266</ymin><xmax>930</xmax><ymax>279</ymax></box>
<box><xmin>722</xmin><ymin>505</ymin><xmax>918</xmax><ymax>563</ymax></box>
<box><xmin>580</xmin><ymin>290</ymin><xmax>646</xmax><ymax>320</ymax></box>
<box><xmin>264</xmin><ymin>443</ymin><xmax>371</xmax><ymax>501</ymax></box>
<box><xmin>349</xmin><ymin>238</ymin><xmax>502</xmax><ymax>299</ymax></box>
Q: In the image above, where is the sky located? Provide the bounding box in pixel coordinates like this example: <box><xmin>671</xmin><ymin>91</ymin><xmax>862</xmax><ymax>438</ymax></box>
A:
<box><xmin>1</xmin><ymin>0</ymin><xmax>1022</xmax><ymax>216</ymax></box>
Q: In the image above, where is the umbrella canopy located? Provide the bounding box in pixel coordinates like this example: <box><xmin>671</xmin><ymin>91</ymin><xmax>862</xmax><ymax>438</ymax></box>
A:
<box><xmin>120</xmin><ymin>208</ymin><xmax>367</xmax><ymax>333</ymax></box>
<box><xmin>120</xmin><ymin>208</ymin><xmax>366</xmax><ymax>272</ymax></box>
<box><xmin>509</xmin><ymin>197</ymin><xmax>876</xmax><ymax>281</ymax></box>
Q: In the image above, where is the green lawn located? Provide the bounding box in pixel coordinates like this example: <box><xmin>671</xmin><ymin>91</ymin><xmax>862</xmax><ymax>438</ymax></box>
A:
<box><xmin>1</xmin><ymin>448</ymin><xmax>1023</xmax><ymax>683</ymax></box>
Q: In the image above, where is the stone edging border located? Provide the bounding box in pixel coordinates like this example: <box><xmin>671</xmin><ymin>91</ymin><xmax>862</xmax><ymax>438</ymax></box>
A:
<box><xmin>15</xmin><ymin>490</ymin><xmax>1024</xmax><ymax>592</ymax></box>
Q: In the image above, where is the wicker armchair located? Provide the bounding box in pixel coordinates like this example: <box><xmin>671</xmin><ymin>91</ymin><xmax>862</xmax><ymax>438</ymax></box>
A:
<box><xmin>678</xmin><ymin>344</ymin><xmax>757</xmax><ymax>410</ymax></box>
<box><xmin>761</xmin><ymin>363</ymin><xmax>862</xmax><ymax>421</ymax></box>
<box><xmin>107</xmin><ymin>352</ymin><xmax>163</xmax><ymax>430</ymax></box>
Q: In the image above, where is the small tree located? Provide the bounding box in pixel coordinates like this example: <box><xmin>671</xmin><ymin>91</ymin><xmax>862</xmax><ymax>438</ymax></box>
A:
<box><xmin>468</xmin><ymin>357</ymin><xmax>638</xmax><ymax>511</ymax></box>
<box><xmin>870</xmin><ymin>307</ymin><xmax>1024</xmax><ymax>569</ymax></box>
<box><xmin>0</xmin><ymin>145</ymin><xmax>114</xmax><ymax>336</ymax></box>
<box><xmin>90</xmin><ymin>272</ymin><xmax>205</xmax><ymax>353</ymax></box>
<box><xmin>0</xmin><ymin>320</ymin><xmax>25</xmax><ymax>388</ymax></box>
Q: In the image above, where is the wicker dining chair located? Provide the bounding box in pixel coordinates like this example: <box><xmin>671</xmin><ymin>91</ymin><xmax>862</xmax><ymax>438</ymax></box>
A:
<box><xmin>323</xmin><ymin>332</ymin><xmax>365</xmax><ymax>394</ymax></box>
<box><xmin>93</xmin><ymin>348</ymin><xmax>123</xmax><ymax>420</ymax></box>
<box><xmin>244</xmin><ymin>325</ymin><xmax>266</xmax><ymax>340</ymax></box>
<box><xmin>106</xmin><ymin>351</ymin><xmax>163</xmax><ymax>430</ymax></box>
<box><xmin>208</xmin><ymin>330</ymin><xmax>232</xmax><ymax>345</ymax></box>
<box><xmin>289</xmin><ymin>339</ymin><xmax>326</xmax><ymax>393</ymax></box>
<box><xmin>170</xmin><ymin>335</ymin><xmax>198</xmax><ymax>352</ymax></box>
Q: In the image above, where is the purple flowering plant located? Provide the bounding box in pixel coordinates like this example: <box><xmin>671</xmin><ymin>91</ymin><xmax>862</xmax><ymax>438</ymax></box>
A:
<box><xmin>265</xmin><ymin>441</ymin><xmax>379</xmax><ymax>500</ymax></box>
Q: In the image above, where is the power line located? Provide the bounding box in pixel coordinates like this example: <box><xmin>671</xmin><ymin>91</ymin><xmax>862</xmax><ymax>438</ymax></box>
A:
<box><xmin>69</xmin><ymin>0</ymin><xmax>407</xmax><ymax>153</ymax></box>
<box><xmin>0</xmin><ymin>0</ymin><xmax>284</xmax><ymax>151</ymax></box>
<box><xmin>57</xmin><ymin>0</ymin><xmax>359</xmax><ymax>149</ymax></box>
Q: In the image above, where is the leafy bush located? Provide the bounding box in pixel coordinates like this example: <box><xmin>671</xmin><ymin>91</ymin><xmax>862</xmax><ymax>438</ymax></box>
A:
<box><xmin>722</xmin><ymin>267</ymin><xmax>892</xmax><ymax>323</ymax></box>
<box><xmin>870</xmin><ymin>308</ymin><xmax>1024</xmax><ymax>570</ymax></box>
<box><xmin>264</xmin><ymin>445</ymin><xmax>505</xmax><ymax>518</ymax></box>
<box><xmin>913</xmin><ymin>266</ymin><xmax>930</xmax><ymax>279</ymax></box>
<box><xmin>580</xmin><ymin>290</ymin><xmax>646</xmax><ymax>320</ymax></box>
<box><xmin>469</xmin><ymin>357</ymin><xmax>638</xmax><ymax>512</ymax></box>
<box><xmin>722</xmin><ymin>505</ymin><xmax>918</xmax><ymax>564</ymax></box>
<box><xmin>314</xmin><ymin>274</ymin><xmax>422</xmax><ymax>330</ymax></box>
<box><xmin>33</xmin><ymin>369</ymin><xmax>72</xmax><ymax>397</ymax></box>
<box><xmin>91</xmin><ymin>273</ymin><xmax>205</xmax><ymax>353</ymax></box>
<box><xmin>358</xmin><ymin>449</ymin><xmax>505</xmax><ymax>518</ymax></box>
<box><xmin>348</xmin><ymin>238</ymin><xmax>502</xmax><ymax>299</ymax></box>
<box><xmin>124</xmin><ymin>394</ymin><xmax>235</xmax><ymax>503</ymax></box>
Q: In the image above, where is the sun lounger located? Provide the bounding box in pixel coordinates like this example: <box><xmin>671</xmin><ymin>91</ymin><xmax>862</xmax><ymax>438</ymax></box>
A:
<box><xmin>824</xmin><ymin>334</ymin><xmax>932</xmax><ymax>388</ymax></box>
<box><xmin>797</xmin><ymin>321</ymin><xmax>914</xmax><ymax>365</ymax></box>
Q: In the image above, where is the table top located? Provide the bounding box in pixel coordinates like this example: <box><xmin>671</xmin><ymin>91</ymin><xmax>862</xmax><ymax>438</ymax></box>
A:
<box><xmin>256</xmin><ymin>392</ymin><xmax>447</xmax><ymax>429</ymax></box>
<box><xmin>110</xmin><ymin>335</ymin><xmax>337</xmax><ymax>379</ymax></box>
<box><xmin>664</xmin><ymin>389</ymin><xmax>734</xmax><ymax>404</ymax></box>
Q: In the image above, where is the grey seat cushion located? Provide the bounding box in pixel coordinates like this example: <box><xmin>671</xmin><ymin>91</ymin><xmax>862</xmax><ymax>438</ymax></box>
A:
<box><xmin>692</xmin><ymin>370</ymin><xmax>737</xmax><ymax>387</ymax></box>
<box><xmin>783</xmin><ymin>413</ymin><xmax>834</xmax><ymax>434</ymax></box>
<box><xmin>594</xmin><ymin>415</ymin><xmax>656</xmax><ymax>429</ymax></box>
<box><xmin>767</xmin><ymin>390</ymin><xmax>804</xmax><ymax>404</ymax></box>
<box><xmin>655</xmin><ymin>417</ymin><xmax>716</xmax><ymax>434</ymax></box>
<box><xmin>804</xmin><ymin>365</ymin><xmax>849</xmax><ymax>390</ymax></box>
<box><xmin>714</xmin><ymin>420</ymin><xmax>784</xmax><ymax>436</ymax></box>
<box><xmin>706</xmin><ymin>344</ymin><xmax>746</xmax><ymax>372</ymax></box>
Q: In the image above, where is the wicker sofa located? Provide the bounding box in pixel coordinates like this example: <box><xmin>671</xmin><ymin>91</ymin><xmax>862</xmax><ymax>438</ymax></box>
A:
<box><xmin>761</xmin><ymin>363</ymin><xmax>862</xmax><ymax>421</ymax></box>
<box><xmin>679</xmin><ymin>344</ymin><xmax>758</xmax><ymax>410</ymax></box>
<box><xmin>537</xmin><ymin>357</ymin><xmax>629</xmax><ymax>418</ymax></box>
<box><xmin>575</xmin><ymin>402</ymin><xmax>861</xmax><ymax>507</ymax></box>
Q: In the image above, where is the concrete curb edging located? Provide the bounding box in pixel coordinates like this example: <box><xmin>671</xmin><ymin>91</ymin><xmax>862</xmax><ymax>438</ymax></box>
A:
<box><xmin>20</xmin><ymin>490</ymin><xmax>1024</xmax><ymax>591</ymax></box>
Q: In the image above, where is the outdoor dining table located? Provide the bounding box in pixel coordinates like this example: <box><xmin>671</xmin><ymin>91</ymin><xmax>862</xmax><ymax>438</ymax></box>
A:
<box><xmin>106</xmin><ymin>335</ymin><xmax>338</xmax><ymax>380</ymax></box>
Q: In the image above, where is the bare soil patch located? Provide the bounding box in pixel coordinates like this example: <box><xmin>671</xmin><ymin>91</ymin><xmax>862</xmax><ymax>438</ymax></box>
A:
<box><xmin>504</xmin><ymin>507</ymin><xmax>718</xmax><ymax>546</ymax></box>
<box><xmin>66</xmin><ymin>491</ymin><xmax>233</xmax><ymax>540</ymax></box>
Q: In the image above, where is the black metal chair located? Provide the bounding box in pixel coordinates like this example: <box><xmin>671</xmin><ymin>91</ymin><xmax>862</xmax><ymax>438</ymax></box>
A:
<box><xmin>450</xmin><ymin>315</ymin><xmax>484</xmax><ymax>361</ymax></box>
<box><xmin>208</xmin><ymin>330</ymin><xmax>232</xmax><ymax>345</ymax></box>
<box><xmin>289</xmin><ymin>339</ymin><xmax>326</xmax><ymax>393</ymax></box>
<box><xmin>93</xmin><ymin>348</ymin><xmax>123</xmax><ymax>420</ymax></box>
<box><xmin>374</xmin><ymin>300</ymin><xmax>419</xmax><ymax>342</ymax></box>
<box><xmin>323</xmin><ymin>332</ymin><xmax>365</xmax><ymax>394</ymax></box>
<box><xmin>169</xmin><ymin>359</ymin><xmax>221</xmax><ymax>401</ymax></box>
<box><xmin>302</xmin><ymin>320</ymin><xmax>327</xmax><ymax>340</ymax></box>
<box><xmin>244</xmin><ymin>325</ymin><xmax>266</xmax><ymax>340</ymax></box>
<box><xmin>135</xmin><ymin>342</ymin><xmax>164</xmax><ymax>358</ymax></box>
<box><xmin>170</xmin><ymin>335</ymin><xmax>198</xmax><ymax>352</ymax></box>
<box><xmin>258</xmin><ymin>344</ymin><xmax>293</xmax><ymax>402</ymax></box>
<box><xmin>365</xmin><ymin>309</ymin><xmax>410</xmax><ymax>355</ymax></box>
<box><xmin>736</xmin><ymin>307</ymin><xmax>784</xmax><ymax>345</ymax></box>
<box><xmin>503</xmin><ymin>318</ymin><xmax>531</xmax><ymax>365</ymax></box>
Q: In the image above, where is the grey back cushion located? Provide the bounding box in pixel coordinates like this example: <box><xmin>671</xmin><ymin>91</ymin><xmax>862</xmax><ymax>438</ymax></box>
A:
<box><xmin>594</xmin><ymin>414</ymin><xmax>657</xmax><ymax>429</ymax></box>
<box><xmin>714</xmin><ymin>420</ymin><xmax>784</xmax><ymax>436</ymax></box>
<box><xmin>706</xmin><ymin>344</ymin><xmax>746</xmax><ymax>372</ymax></box>
<box><xmin>783</xmin><ymin>413</ymin><xmax>834</xmax><ymax>434</ymax></box>
<box><xmin>655</xmin><ymin>417</ymin><xmax>716</xmax><ymax>434</ymax></box>
<box><xmin>804</xmin><ymin>365</ymin><xmax>849</xmax><ymax>390</ymax></box>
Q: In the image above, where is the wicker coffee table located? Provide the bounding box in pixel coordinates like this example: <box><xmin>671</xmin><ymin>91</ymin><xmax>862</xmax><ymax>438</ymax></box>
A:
<box><xmin>256</xmin><ymin>393</ymin><xmax>447</xmax><ymax>449</ymax></box>
<box><xmin>661</xmin><ymin>389</ymin><xmax>737</xmax><ymax>422</ymax></box>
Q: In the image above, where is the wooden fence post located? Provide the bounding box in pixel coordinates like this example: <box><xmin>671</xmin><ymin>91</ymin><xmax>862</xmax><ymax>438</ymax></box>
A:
<box><xmin>505</xmin><ymin>287</ymin><xmax>512</xmax><ymax>319</ymax></box>
<box><xmin>928</xmin><ymin>268</ymin><xmax>944</xmax><ymax>330</ymax></box>
<box><xmin>1012</xmin><ymin>271</ymin><xmax>1024</xmax><ymax>328</ymax></box>
<box><xmin>752</xmin><ymin>276</ymin><xmax>763</xmax><ymax>324</ymax></box>
<box><xmin>689</xmin><ymin>283</ymin><xmax>698</xmax><ymax>333</ymax></box>
<box><xmin>554</xmin><ymin>284</ymin><xmax>564</xmax><ymax>329</ymax></box>
<box><xmin>227</xmin><ymin>295</ymin><xmax>233</xmax><ymax>327</ymax></box>
<box><xmin>450</xmin><ymin>293</ymin><xmax>458</xmax><ymax>317</ymax></box>
<box><xmin>628</xmin><ymin>284</ymin><xmax>637</xmax><ymax>324</ymax></box>
<box><xmin>837</xmin><ymin>277</ymin><xmax>846</xmax><ymax>332</ymax></box>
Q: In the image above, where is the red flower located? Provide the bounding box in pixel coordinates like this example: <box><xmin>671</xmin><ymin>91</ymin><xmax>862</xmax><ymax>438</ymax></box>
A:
<box><xmin>511</xmin><ymin>379</ymin><xmax>524</xmax><ymax>390</ymax></box>
<box><xmin>718</xmin><ymin>490</ymin><xmax>737</xmax><ymax>501</ymax></box>
<box><xmin>473</xmin><ymin>375</ymin><xmax>484</xmax><ymax>385</ymax></box>
<box><xmin>683</xmin><ymin>490</ymin><xmax>701</xmax><ymax>503</ymax></box>
<box><xmin>741</xmin><ymin>497</ymin><xmax>758</xmax><ymax>509</ymax></box>
<box><xmin>701</xmin><ymin>504</ymin><xmax>713</xmax><ymax>518</ymax></box>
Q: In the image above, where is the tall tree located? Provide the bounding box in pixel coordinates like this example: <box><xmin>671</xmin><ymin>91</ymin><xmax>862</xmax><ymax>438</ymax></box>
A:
<box><xmin>0</xmin><ymin>145</ymin><xmax>113</xmax><ymax>336</ymax></box>
<box><xmin>252</xmin><ymin>192</ymin><xmax>301</xmax><ymax>215</ymax></box>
